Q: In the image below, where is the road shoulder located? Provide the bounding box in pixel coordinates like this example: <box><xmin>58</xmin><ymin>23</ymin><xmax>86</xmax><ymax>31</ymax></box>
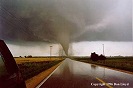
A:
<box><xmin>25</xmin><ymin>62</ymin><xmax>62</xmax><ymax>88</ymax></box>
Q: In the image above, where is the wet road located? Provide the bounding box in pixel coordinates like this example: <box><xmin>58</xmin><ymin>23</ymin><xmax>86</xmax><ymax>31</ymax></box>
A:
<box><xmin>37</xmin><ymin>58</ymin><xmax>133</xmax><ymax>88</ymax></box>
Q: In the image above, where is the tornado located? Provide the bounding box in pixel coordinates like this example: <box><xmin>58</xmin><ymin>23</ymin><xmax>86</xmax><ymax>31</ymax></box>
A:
<box><xmin>0</xmin><ymin>0</ymin><xmax>132</xmax><ymax>56</ymax></box>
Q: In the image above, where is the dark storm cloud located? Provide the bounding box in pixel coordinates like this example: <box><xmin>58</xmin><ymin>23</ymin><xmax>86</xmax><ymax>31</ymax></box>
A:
<box><xmin>0</xmin><ymin>0</ymin><xmax>132</xmax><ymax>54</ymax></box>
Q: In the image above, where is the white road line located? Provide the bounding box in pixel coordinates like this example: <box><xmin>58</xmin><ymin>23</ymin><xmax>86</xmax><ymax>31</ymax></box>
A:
<box><xmin>36</xmin><ymin>60</ymin><xmax>64</xmax><ymax>88</ymax></box>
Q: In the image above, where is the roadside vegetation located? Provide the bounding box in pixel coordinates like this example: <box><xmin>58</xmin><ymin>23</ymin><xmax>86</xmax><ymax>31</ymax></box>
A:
<box><xmin>15</xmin><ymin>57</ymin><xmax>63</xmax><ymax>64</ymax></box>
<box><xmin>15</xmin><ymin>57</ymin><xmax>64</xmax><ymax>80</ymax></box>
<box><xmin>71</xmin><ymin>56</ymin><xmax>133</xmax><ymax>72</ymax></box>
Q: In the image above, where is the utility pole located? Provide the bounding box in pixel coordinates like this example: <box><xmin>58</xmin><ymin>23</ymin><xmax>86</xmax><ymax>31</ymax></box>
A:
<box><xmin>102</xmin><ymin>44</ymin><xmax>104</xmax><ymax>55</ymax></box>
<box><xmin>103</xmin><ymin>44</ymin><xmax>105</xmax><ymax>77</ymax></box>
<box><xmin>50</xmin><ymin>46</ymin><xmax>52</xmax><ymax>60</ymax></box>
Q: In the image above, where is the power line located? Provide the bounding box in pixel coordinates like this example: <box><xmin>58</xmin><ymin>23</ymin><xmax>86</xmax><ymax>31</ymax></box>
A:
<box><xmin>0</xmin><ymin>6</ymin><xmax>37</xmax><ymax>40</ymax></box>
<box><xmin>0</xmin><ymin>6</ymin><xmax>30</xmax><ymax>33</ymax></box>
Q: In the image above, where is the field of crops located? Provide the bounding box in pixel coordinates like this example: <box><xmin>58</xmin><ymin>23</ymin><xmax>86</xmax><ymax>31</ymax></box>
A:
<box><xmin>15</xmin><ymin>57</ymin><xmax>63</xmax><ymax>64</ymax></box>
<box><xmin>15</xmin><ymin>57</ymin><xmax>64</xmax><ymax>80</ymax></box>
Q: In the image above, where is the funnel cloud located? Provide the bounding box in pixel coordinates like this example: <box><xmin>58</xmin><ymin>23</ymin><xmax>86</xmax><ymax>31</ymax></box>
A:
<box><xmin>0</xmin><ymin>0</ymin><xmax>132</xmax><ymax>55</ymax></box>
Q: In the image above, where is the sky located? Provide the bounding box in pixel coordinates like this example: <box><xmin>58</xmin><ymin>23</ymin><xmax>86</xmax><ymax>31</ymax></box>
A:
<box><xmin>7</xmin><ymin>41</ymin><xmax>133</xmax><ymax>57</ymax></box>
<box><xmin>0</xmin><ymin>0</ymin><xmax>132</xmax><ymax>56</ymax></box>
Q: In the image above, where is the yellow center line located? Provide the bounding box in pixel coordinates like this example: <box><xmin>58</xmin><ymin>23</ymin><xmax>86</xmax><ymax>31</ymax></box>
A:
<box><xmin>96</xmin><ymin>77</ymin><xmax>113</xmax><ymax>88</ymax></box>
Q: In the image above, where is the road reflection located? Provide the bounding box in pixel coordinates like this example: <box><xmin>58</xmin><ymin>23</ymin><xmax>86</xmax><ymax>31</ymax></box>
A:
<box><xmin>39</xmin><ymin>58</ymin><xmax>133</xmax><ymax>88</ymax></box>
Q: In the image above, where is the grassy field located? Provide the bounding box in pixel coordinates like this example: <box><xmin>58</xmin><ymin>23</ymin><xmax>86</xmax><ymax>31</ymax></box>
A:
<box><xmin>15</xmin><ymin>57</ymin><xmax>64</xmax><ymax>80</ymax></box>
<box><xmin>15</xmin><ymin>57</ymin><xmax>63</xmax><ymax>64</ymax></box>
<box><xmin>72</xmin><ymin>56</ymin><xmax>133</xmax><ymax>72</ymax></box>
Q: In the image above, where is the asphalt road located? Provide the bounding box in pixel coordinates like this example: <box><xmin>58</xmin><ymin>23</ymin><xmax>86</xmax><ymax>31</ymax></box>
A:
<box><xmin>37</xmin><ymin>58</ymin><xmax>133</xmax><ymax>88</ymax></box>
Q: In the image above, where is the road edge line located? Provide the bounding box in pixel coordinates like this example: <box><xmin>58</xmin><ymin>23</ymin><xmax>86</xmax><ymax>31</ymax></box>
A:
<box><xmin>35</xmin><ymin>60</ymin><xmax>64</xmax><ymax>88</ymax></box>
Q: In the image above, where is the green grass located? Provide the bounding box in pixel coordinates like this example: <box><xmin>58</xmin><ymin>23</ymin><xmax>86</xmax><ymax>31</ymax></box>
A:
<box><xmin>17</xmin><ymin>60</ymin><xmax>63</xmax><ymax>80</ymax></box>
<box><xmin>72</xmin><ymin>57</ymin><xmax>133</xmax><ymax>72</ymax></box>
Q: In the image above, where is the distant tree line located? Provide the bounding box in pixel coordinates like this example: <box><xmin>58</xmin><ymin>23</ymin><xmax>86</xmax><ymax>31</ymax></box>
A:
<box><xmin>19</xmin><ymin>55</ymin><xmax>32</xmax><ymax>58</ymax></box>
<box><xmin>90</xmin><ymin>52</ymin><xmax>106</xmax><ymax>61</ymax></box>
